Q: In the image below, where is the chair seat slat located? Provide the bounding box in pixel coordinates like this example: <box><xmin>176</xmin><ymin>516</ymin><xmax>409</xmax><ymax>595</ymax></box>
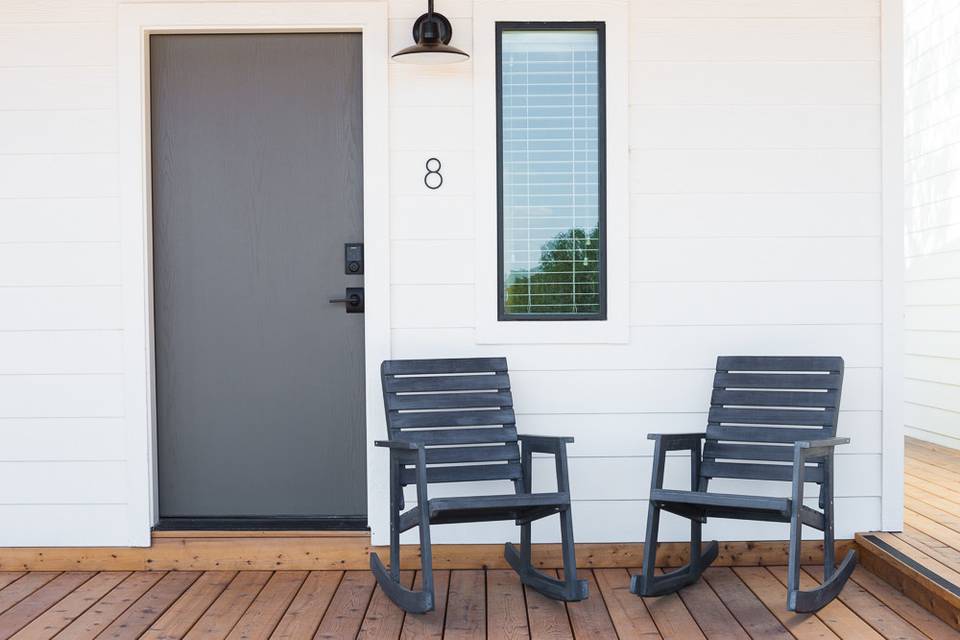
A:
<box><xmin>391</xmin><ymin>409</ymin><xmax>516</xmax><ymax>429</ymax></box>
<box><xmin>708</xmin><ymin>407</ymin><xmax>835</xmax><ymax>427</ymax></box>
<box><xmin>387</xmin><ymin>390</ymin><xmax>513</xmax><ymax>411</ymax></box>
<box><xmin>399</xmin><ymin>462</ymin><xmax>521</xmax><ymax>485</ymax></box>
<box><xmin>700</xmin><ymin>461</ymin><xmax>824</xmax><ymax>483</ymax></box>
<box><xmin>382</xmin><ymin>358</ymin><xmax>508</xmax><ymax>375</ymax></box>
<box><xmin>385</xmin><ymin>373</ymin><xmax>510</xmax><ymax>393</ymax></box>
<box><xmin>705</xmin><ymin>424</ymin><xmax>830</xmax><ymax>443</ymax></box>
<box><xmin>711</xmin><ymin>389</ymin><xmax>840</xmax><ymax>408</ymax></box>
<box><xmin>714</xmin><ymin>372</ymin><xmax>842</xmax><ymax>390</ymax></box>
<box><xmin>716</xmin><ymin>356</ymin><xmax>843</xmax><ymax>373</ymax></box>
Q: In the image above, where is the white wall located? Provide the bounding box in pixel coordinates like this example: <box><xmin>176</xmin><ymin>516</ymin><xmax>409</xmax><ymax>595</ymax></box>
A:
<box><xmin>904</xmin><ymin>0</ymin><xmax>960</xmax><ymax>450</ymax></box>
<box><xmin>0</xmin><ymin>0</ymin><xmax>888</xmax><ymax>546</ymax></box>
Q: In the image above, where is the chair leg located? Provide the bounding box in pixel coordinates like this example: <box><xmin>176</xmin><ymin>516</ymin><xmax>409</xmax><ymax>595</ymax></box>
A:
<box><xmin>370</xmin><ymin>499</ymin><xmax>435</xmax><ymax>613</ymax></box>
<box><xmin>788</xmin><ymin>486</ymin><xmax>857</xmax><ymax>612</ymax></box>
<box><xmin>631</xmin><ymin>504</ymin><xmax>718</xmax><ymax>597</ymax></box>
<box><xmin>505</xmin><ymin>508</ymin><xmax>588</xmax><ymax>602</ymax></box>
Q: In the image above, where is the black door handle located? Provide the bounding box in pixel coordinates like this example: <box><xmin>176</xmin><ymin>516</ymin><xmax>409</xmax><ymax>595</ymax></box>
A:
<box><xmin>328</xmin><ymin>287</ymin><xmax>364</xmax><ymax>313</ymax></box>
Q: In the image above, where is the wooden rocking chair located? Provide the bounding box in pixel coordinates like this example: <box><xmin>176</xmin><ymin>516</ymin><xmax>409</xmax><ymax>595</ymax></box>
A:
<box><xmin>371</xmin><ymin>357</ymin><xmax>588</xmax><ymax>613</ymax></box>
<box><xmin>633</xmin><ymin>356</ymin><xmax>857</xmax><ymax>612</ymax></box>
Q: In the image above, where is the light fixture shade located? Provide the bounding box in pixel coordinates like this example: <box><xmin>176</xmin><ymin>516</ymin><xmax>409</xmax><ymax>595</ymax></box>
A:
<box><xmin>392</xmin><ymin>0</ymin><xmax>469</xmax><ymax>64</ymax></box>
<box><xmin>392</xmin><ymin>42</ymin><xmax>469</xmax><ymax>64</ymax></box>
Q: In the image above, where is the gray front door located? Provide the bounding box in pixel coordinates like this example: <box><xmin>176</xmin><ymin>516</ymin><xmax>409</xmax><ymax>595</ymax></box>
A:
<box><xmin>150</xmin><ymin>33</ymin><xmax>366</xmax><ymax>523</ymax></box>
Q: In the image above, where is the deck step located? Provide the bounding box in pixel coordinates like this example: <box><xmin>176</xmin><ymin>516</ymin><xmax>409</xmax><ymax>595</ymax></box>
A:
<box><xmin>855</xmin><ymin>531</ymin><xmax>960</xmax><ymax>630</ymax></box>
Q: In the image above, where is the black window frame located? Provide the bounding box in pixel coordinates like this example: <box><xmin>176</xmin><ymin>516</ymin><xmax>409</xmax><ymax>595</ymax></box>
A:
<box><xmin>496</xmin><ymin>21</ymin><xmax>607</xmax><ymax>322</ymax></box>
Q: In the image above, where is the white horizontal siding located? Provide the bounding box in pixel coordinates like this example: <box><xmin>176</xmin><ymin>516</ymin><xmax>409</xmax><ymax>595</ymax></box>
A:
<box><xmin>903</xmin><ymin>0</ymin><xmax>959</xmax><ymax>462</ymax></box>
<box><xmin>0</xmin><ymin>0</ymin><xmax>128</xmax><ymax>546</ymax></box>
<box><xmin>0</xmin><ymin>0</ymin><xmax>887</xmax><ymax>547</ymax></box>
<box><xmin>902</xmin><ymin>0</ymin><xmax>960</xmax><ymax>460</ymax></box>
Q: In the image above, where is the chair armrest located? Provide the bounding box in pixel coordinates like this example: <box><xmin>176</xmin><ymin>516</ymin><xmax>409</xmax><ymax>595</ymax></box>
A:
<box><xmin>517</xmin><ymin>434</ymin><xmax>574</xmax><ymax>454</ymax></box>
<box><xmin>796</xmin><ymin>437</ymin><xmax>850</xmax><ymax>450</ymax></box>
<box><xmin>374</xmin><ymin>440</ymin><xmax>420</xmax><ymax>450</ymax></box>
<box><xmin>794</xmin><ymin>437</ymin><xmax>849</xmax><ymax>462</ymax></box>
<box><xmin>648</xmin><ymin>433</ymin><xmax>706</xmax><ymax>451</ymax></box>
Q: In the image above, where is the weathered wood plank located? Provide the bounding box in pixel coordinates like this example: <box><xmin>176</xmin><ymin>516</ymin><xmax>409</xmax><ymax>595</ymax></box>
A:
<box><xmin>99</xmin><ymin>572</ymin><xmax>201</xmax><ymax>640</ymax></box>
<box><xmin>10</xmin><ymin>572</ymin><xmax>129</xmax><ymax>640</ymax></box>
<box><xmin>485</xmin><ymin>570</ymin><xmax>529</xmax><ymax>640</ymax></box>
<box><xmin>270</xmin><ymin>571</ymin><xmax>342</xmax><ymax>640</ymax></box>
<box><xmin>314</xmin><ymin>571</ymin><xmax>376</xmax><ymax>640</ymax></box>
<box><xmin>139</xmin><ymin>571</ymin><xmax>236</xmax><ymax>640</ymax></box>
<box><xmin>357</xmin><ymin>571</ymin><xmax>413</xmax><ymax>640</ymax></box>
<box><xmin>675</xmin><ymin>571</ymin><xmax>750</xmax><ymax>639</ymax></box>
<box><xmin>54</xmin><ymin>572</ymin><xmax>165</xmax><ymax>640</ymax></box>
<box><xmin>399</xmin><ymin>570</ymin><xmax>449</xmax><ymax>640</ymax></box>
<box><xmin>524</xmin><ymin>570</ymin><xmax>572</xmax><ymax>640</ymax></box>
<box><xmin>0</xmin><ymin>575</ymin><xmax>60</xmax><ymax>616</ymax></box>
<box><xmin>443</xmin><ymin>570</ymin><xmax>485</xmax><ymax>639</ymax></box>
<box><xmin>896</xmin><ymin>523</ymin><xmax>960</xmax><ymax>575</ymax></box>
<box><xmin>0</xmin><ymin>573</ymin><xmax>95</xmax><ymax>640</ymax></box>
<box><xmin>592</xmin><ymin>568</ymin><xmax>660</xmax><ymax>639</ymax></box>
<box><xmin>224</xmin><ymin>571</ymin><xmax>306</xmax><ymax>640</ymax></box>
<box><xmin>182</xmin><ymin>572</ymin><xmax>270</xmax><ymax>640</ymax></box>
<box><xmin>701</xmin><ymin>567</ymin><xmax>792</xmax><ymax>640</ymax></box>
<box><xmin>732</xmin><ymin>567</ymin><xmax>840</xmax><ymax>640</ymax></box>
<box><xmin>849</xmin><ymin>567</ymin><xmax>960</xmax><ymax>640</ymax></box>
<box><xmin>565</xmin><ymin>571</ymin><xmax>616</xmax><ymax>640</ymax></box>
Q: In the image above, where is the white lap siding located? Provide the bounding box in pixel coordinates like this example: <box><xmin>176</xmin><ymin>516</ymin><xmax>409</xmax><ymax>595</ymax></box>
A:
<box><xmin>904</xmin><ymin>0</ymin><xmax>960</xmax><ymax>450</ymax></box>
<box><xmin>0</xmin><ymin>0</ymin><xmax>886</xmax><ymax>545</ymax></box>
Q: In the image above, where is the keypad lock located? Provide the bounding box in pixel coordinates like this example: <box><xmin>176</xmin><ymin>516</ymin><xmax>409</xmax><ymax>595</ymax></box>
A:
<box><xmin>344</xmin><ymin>243</ymin><xmax>363</xmax><ymax>274</ymax></box>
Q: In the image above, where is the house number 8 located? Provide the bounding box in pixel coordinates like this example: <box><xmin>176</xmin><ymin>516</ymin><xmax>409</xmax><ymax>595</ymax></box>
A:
<box><xmin>424</xmin><ymin>157</ymin><xmax>443</xmax><ymax>190</ymax></box>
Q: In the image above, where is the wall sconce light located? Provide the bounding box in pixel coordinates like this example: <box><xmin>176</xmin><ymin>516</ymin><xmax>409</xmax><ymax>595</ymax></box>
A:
<box><xmin>392</xmin><ymin>0</ymin><xmax>469</xmax><ymax>64</ymax></box>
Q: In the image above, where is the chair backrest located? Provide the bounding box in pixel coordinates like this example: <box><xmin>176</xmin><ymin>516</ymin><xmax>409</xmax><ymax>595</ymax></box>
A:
<box><xmin>701</xmin><ymin>356</ymin><xmax>844</xmax><ymax>486</ymax></box>
<box><xmin>381</xmin><ymin>357</ymin><xmax>521</xmax><ymax>488</ymax></box>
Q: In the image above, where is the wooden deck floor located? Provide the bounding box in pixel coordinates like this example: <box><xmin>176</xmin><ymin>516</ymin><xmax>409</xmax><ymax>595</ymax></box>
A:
<box><xmin>902</xmin><ymin>437</ymin><xmax>960</xmax><ymax>566</ymax></box>
<box><xmin>0</xmin><ymin>563</ymin><xmax>954</xmax><ymax>639</ymax></box>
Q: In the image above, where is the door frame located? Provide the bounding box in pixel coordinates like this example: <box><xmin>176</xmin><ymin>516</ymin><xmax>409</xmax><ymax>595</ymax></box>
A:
<box><xmin>118</xmin><ymin>3</ymin><xmax>390</xmax><ymax>546</ymax></box>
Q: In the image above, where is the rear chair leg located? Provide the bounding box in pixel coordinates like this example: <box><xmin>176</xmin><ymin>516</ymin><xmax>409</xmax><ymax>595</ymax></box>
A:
<box><xmin>504</xmin><ymin>509</ymin><xmax>588</xmax><ymax>602</ymax></box>
<box><xmin>632</xmin><ymin>504</ymin><xmax>718</xmax><ymax>597</ymax></box>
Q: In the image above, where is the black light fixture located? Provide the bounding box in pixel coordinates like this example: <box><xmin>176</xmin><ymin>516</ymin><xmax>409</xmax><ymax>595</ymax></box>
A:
<box><xmin>392</xmin><ymin>0</ymin><xmax>469</xmax><ymax>64</ymax></box>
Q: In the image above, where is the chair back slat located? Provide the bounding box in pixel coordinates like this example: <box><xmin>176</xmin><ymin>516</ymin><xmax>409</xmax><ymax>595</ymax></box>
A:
<box><xmin>382</xmin><ymin>358</ymin><xmax>521</xmax><ymax>487</ymax></box>
<box><xmin>702</xmin><ymin>356</ymin><xmax>843</xmax><ymax>485</ymax></box>
<box><xmin>700</xmin><ymin>461</ymin><xmax>824</xmax><ymax>484</ymax></box>
<box><xmin>399</xmin><ymin>463</ymin><xmax>522</xmax><ymax>486</ymax></box>
<box><xmin>386</xmin><ymin>390</ymin><xmax>513</xmax><ymax>411</ymax></box>
<box><xmin>385</xmin><ymin>373</ymin><xmax>511</xmax><ymax>393</ymax></box>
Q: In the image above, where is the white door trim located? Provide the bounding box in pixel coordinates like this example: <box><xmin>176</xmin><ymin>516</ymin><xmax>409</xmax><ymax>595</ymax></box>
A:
<box><xmin>118</xmin><ymin>2</ymin><xmax>390</xmax><ymax>545</ymax></box>
<box><xmin>880</xmin><ymin>0</ymin><xmax>904</xmax><ymax>532</ymax></box>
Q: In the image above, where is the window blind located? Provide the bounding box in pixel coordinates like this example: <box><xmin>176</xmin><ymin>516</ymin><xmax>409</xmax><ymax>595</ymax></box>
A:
<box><xmin>498</xmin><ymin>27</ymin><xmax>604</xmax><ymax>318</ymax></box>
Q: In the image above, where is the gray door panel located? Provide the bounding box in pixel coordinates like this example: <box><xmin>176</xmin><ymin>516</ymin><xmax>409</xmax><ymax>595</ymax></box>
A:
<box><xmin>150</xmin><ymin>33</ymin><xmax>365</xmax><ymax>519</ymax></box>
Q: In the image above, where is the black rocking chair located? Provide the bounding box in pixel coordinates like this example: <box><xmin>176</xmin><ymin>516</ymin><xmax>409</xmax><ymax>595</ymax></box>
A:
<box><xmin>371</xmin><ymin>357</ymin><xmax>588</xmax><ymax>613</ymax></box>
<box><xmin>633</xmin><ymin>356</ymin><xmax>857</xmax><ymax>613</ymax></box>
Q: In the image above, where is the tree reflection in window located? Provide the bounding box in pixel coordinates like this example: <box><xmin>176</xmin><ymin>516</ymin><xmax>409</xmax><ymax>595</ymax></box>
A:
<box><xmin>504</xmin><ymin>226</ymin><xmax>600</xmax><ymax>315</ymax></box>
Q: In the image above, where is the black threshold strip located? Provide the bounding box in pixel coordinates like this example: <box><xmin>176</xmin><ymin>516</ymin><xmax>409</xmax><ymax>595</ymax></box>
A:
<box><xmin>862</xmin><ymin>534</ymin><xmax>960</xmax><ymax>599</ymax></box>
<box><xmin>154</xmin><ymin>516</ymin><xmax>368</xmax><ymax>531</ymax></box>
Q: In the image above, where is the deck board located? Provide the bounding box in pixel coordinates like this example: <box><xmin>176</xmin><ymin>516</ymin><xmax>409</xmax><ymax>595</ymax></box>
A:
<box><xmin>0</xmin><ymin>563</ymin><xmax>936</xmax><ymax>638</ymax></box>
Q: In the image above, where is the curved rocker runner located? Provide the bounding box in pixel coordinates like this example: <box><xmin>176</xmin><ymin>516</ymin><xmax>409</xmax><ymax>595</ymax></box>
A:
<box><xmin>631</xmin><ymin>355</ymin><xmax>857</xmax><ymax>613</ymax></box>
<box><xmin>370</xmin><ymin>357</ymin><xmax>588</xmax><ymax>613</ymax></box>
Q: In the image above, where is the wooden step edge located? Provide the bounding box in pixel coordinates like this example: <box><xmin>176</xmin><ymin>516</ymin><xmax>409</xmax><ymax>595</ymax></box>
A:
<box><xmin>855</xmin><ymin>532</ymin><xmax>960</xmax><ymax>630</ymax></box>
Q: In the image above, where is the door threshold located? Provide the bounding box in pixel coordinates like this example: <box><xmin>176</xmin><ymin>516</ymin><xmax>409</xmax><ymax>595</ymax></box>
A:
<box><xmin>154</xmin><ymin>516</ymin><xmax>368</xmax><ymax>532</ymax></box>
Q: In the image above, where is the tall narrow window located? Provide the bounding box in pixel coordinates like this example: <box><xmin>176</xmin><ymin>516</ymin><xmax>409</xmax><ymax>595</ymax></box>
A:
<box><xmin>497</xmin><ymin>23</ymin><xmax>606</xmax><ymax>320</ymax></box>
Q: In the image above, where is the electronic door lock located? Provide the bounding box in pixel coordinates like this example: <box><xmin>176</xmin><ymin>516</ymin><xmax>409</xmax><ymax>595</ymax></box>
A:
<box><xmin>344</xmin><ymin>243</ymin><xmax>363</xmax><ymax>274</ymax></box>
